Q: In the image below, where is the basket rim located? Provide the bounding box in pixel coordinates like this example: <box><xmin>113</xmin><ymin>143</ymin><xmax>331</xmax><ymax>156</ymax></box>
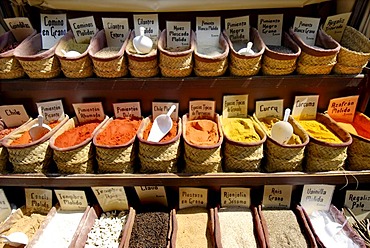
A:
<box><xmin>55</xmin><ymin>30</ymin><xmax>94</xmax><ymax>61</ymax></box>
<box><xmin>264</xmin><ymin>32</ymin><xmax>301</xmax><ymax>59</ymax></box>
<box><xmin>14</xmin><ymin>33</ymin><xmax>59</xmax><ymax>61</ymax></box>
<box><xmin>0</xmin><ymin>30</ymin><xmax>37</xmax><ymax>58</ymax></box>
<box><xmin>158</xmin><ymin>29</ymin><xmax>195</xmax><ymax>57</ymax></box>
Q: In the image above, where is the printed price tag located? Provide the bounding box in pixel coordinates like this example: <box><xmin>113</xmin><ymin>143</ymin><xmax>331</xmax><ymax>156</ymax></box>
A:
<box><xmin>327</xmin><ymin>95</ymin><xmax>358</xmax><ymax>123</ymax></box>
<box><xmin>189</xmin><ymin>100</ymin><xmax>215</xmax><ymax>120</ymax></box>
<box><xmin>152</xmin><ymin>102</ymin><xmax>179</xmax><ymax>120</ymax></box>
<box><xmin>55</xmin><ymin>189</ymin><xmax>88</xmax><ymax>211</ymax></box>
<box><xmin>69</xmin><ymin>16</ymin><xmax>97</xmax><ymax>44</ymax></box>
<box><xmin>293</xmin><ymin>16</ymin><xmax>320</xmax><ymax>46</ymax></box>
<box><xmin>258</xmin><ymin>14</ymin><xmax>283</xmax><ymax>46</ymax></box>
<box><xmin>300</xmin><ymin>184</ymin><xmax>335</xmax><ymax>215</ymax></box>
<box><xmin>196</xmin><ymin>16</ymin><xmax>221</xmax><ymax>47</ymax></box>
<box><xmin>221</xmin><ymin>187</ymin><xmax>250</xmax><ymax>208</ymax></box>
<box><xmin>102</xmin><ymin>17</ymin><xmax>129</xmax><ymax>47</ymax></box>
<box><xmin>179</xmin><ymin>187</ymin><xmax>207</xmax><ymax>209</ymax></box>
<box><xmin>133</xmin><ymin>14</ymin><xmax>159</xmax><ymax>41</ymax></box>
<box><xmin>255</xmin><ymin>99</ymin><xmax>284</xmax><ymax>119</ymax></box>
<box><xmin>291</xmin><ymin>95</ymin><xmax>319</xmax><ymax>120</ymax></box>
<box><xmin>92</xmin><ymin>187</ymin><xmax>129</xmax><ymax>212</ymax></box>
<box><xmin>25</xmin><ymin>188</ymin><xmax>52</xmax><ymax>214</ymax></box>
<box><xmin>113</xmin><ymin>102</ymin><xmax>141</xmax><ymax>118</ymax></box>
<box><xmin>0</xmin><ymin>105</ymin><xmax>29</xmax><ymax>128</ymax></box>
<box><xmin>222</xmin><ymin>95</ymin><xmax>248</xmax><ymax>118</ymax></box>
<box><xmin>135</xmin><ymin>186</ymin><xmax>168</xmax><ymax>206</ymax></box>
<box><xmin>36</xmin><ymin>100</ymin><xmax>65</xmax><ymax>124</ymax></box>
<box><xmin>345</xmin><ymin>190</ymin><xmax>370</xmax><ymax>216</ymax></box>
<box><xmin>166</xmin><ymin>21</ymin><xmax>191</xmax><ymax>50</ymax></box>
<box><xmin>262</xmin><ymin>185</ymin><xmax>292</xmax><ymax>209</ymax></box>
<box><xmin>40</xmin><ymin>14</ymin><xmax>67</xmax><ymax>49</ymax></box>
<box><xmin>323</xmin><ymin>13</ymin><xmax>351</xmax><ymax>42</ymax></box>
<box><xmin>4</xmin><ymin>17</ymin><xmax>34</xmax><ymax>42</ymax></box>
<box><xmin>72</xmin><ymin>102</ymin><xmax>105</xmax><ymax>123</ymax></box>
<box><xmin>225</xmin><ymin>16</ymin><xmax>250</xmax><ymax>42</ymax></box>
<box><xmin>0</xmin><ymin>189</ymin><xmax>11</xmax><ymax>222</ymax></box>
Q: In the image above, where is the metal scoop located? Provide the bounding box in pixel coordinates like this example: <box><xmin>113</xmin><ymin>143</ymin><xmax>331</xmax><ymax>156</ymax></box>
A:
<box><xmin>0</xmin><ymin>232</ymin><xmax>28</xmax><ymax>247</ymax></box>
<box><xmin>29</xmin><ymin>115</ymin><xmax>52</xmax><ymax>141</ymax></box>
<box><xmin>271</xmin><ymin>108</ymin><xmax>293</xmax><ymax>144</ymax></box>
<box><xmin>133</xmin><ymin>27</ymin><xmax>153</xmax><ymax>54</ymax></box>
<box><xmin>147</xmin><ymin>105</ymin><xmax>176</xmax><ymax>142</ymax></box>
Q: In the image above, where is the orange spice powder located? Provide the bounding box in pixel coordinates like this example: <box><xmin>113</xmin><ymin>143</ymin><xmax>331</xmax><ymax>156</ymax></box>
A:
<box><xmin>10</xmin><ymin>122</ymin><xmax>60</xmax><ymax>146</ymax></box>
<box><xmin>143</xmin><ymin>120</ymin><xmax>178</xmax><ymax>142</ymax></box>
<box><xmin>54</xmin><ymin>122</ymin><xmax>100</xmax><ymax>148</ymax></box>
<box><xmin>0</xmin><ymin>127</ymin><xmax>16</xmax><ymax>140</ymax></box>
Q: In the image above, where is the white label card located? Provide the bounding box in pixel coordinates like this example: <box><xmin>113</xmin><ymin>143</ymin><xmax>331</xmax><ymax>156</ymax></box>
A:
<box><xmin>300</xmin><ymin>184</ymin><xmax>335</xmax><ymax>215</ymax></box>
<box><xmin>262</xmin><ymin>185</ymin><xmax>292</xmax><ymax>209</ymax></box>
<box><xmin>179</xmin><ymin>187</ymin><xmax>208</xmax><ymax>209</ymax></box>
<box><xmin>133</xmin><ymin>14</ymin><xmax>159</xmax><ymax>41</ymax></box>
<box><xmin>72</xmin><ymin>102</ymin><xmax>105</xmax><ymax>123</ymax></box>
<box><xmin>4</xmin><ymin>17</ymin><xmax>34</xmax><ymax>42</ymax></box>
<box><xmin>113</xmin><ymin>102</ymin><xmax>141</xmax><ymax>119</ymax></box>
<box><xmin>102</xmin><ymin>17</ymin><xmax>129</xmax><ymax>47</ymax></box>
<box><xmin>189</xmin><ymin>100</ymin><xmax>215</xmax><ymax>120</ymax></box>
<box><xmin>225</xmin><ymin>16</ymin><xmax>250</xmax><ymax>42</ymax></box>
<box><xmin>293</xmin><ymin>16</ymin><xmax>321</xmax><ymax>46</ymax></box>
<box><xmin>221</xmin><ymin>187</ymin><xmax>250</xmax><ymax>208</ymax></box>
<box><xmin>25</xmin><ymin>188</ymin><xmax>52</xmax><ymax>214</ymax></box>
<box><xmin>36</xmin><ymin>100</ymin><xmax>65</xmax><ymax>124</ymax></box>
<box><xmin>222</xmin><ymin>95</ymin><xmax>248</xmax><ymax>118</ymax></box>
<box><xmin>40</xmin><ymin>14</ymin><xmax>67</xmax><ymax>49</ymax></box>
<box><xmin>0</xmin><ymin>105</ymin><xmax>29</xmax><ymax>128</ymax></box>
<box><xmin>134</xmin><ymin>186</ymin><xmax>168</xmax><ymax>207</ymax></box>
<box><xmin>152</xmin><ymin>102</ymin><xmax>179</xmax><ymax>120</ymax></box>
<box><xmin>0</xmin><ymin>189</ymin><xmax>11</xmax><ymax>222</ymax></box>
<box><xmin>291</xmin><ymin>95</ymin><xmax>319</xmax><ymax>120</ymax></box>
<box><xmin>166</xmin><ymin>21</ymin><xmax>191</xmax><ymax>50</ymax></box>
<box><xmin>323</xmin><ymin>13</ymin><xmax>351</xmax><ymax>42</ymax></box>
<box><xmin>92</xmin><ymin>187</ymin><xmax>129</xmax><ymax>212</ymax></box>
<box><xmin>258</xmin><ymin>14</ymin><xmax>284</xmax><ymax>46</ymax></box>
<box><xmin>345</xmin><ymin>190</ymin><xmax>370</xmax><ymax>216</ymax></box>
<box><xmin>255</xmin><ymin>99</ymin><xmax>284</xmax><ymax>119</ymax></box>
<box><xmin>55</xmin><ymin>190</ymin><xmax>88</xmax><ymax>211</ymax></box>
<box><xmin>327</xmin><ymin>95</ymin><xmax>359</xmax><ymax>123</ymax></box>
<box><xmin>69</xmin><ymin>16</ymin><xmax>97</xmax><ymax>44</ymax></box>
<box><xmin>196</xmin><ymin>17</ymin><xmax>221</xmax><ymax>47</ymax></box>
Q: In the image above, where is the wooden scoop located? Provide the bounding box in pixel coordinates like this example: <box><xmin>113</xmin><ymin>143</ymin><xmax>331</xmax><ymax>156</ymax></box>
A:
<box><xmin>29</xmin><ymin>115</ymin><xmax>51</xmax><ymax>141</ymax></box>
<box><xmin>147</xmin><ymin>105</ymin><xmax>176</xmax><ymax>142</ymax></box>
<box><xmin>0</xmin><ymin>232</ymin><xmax>28</xmax><ymax>247</ymax></box>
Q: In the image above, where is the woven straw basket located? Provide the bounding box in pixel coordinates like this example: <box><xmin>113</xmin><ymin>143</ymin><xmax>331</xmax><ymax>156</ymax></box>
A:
<box><xmin>126</xmin><ymin>30</ymin><xmax>159</xmax><ymax>78</ymax></box>
<box><xmin>333</xmin><ymin>26</ymin><xmax>370</xmax><ymax>74</ymax></box>
<box><xmin>254</xmin><ymin>115</ymin><xmax>309</xmax><ymax>172</ymax></box>
<box><xmin>55</xmin><ymin>31</ymin><xmax>94</xmax><ymax>78</ymax></box>
<box><xmin>14</xmin><ymin>33</ymin><xmax>61</xmax><ymax>79</ymax></box>
<box><xmin>137</xmin><ymin>116</ymin><xmax>181</xmax><ymax>173</ymax></box>
<box><xmin>158</xmin><ymin>29</ymin><xmax>195</xmax><ymax>77</ymax></box>
<box><xmin>0</xmin><ymin>30</ymin><xmax>36</xmax><ymax>79</ymax></box>
<box><xmin>183</xmin><ymin>114</ymin><xmax>223</xmax><ymax>173</ymax></box>
<box><xmin>290</xmin><ymin>28</ymin><xmax>340</xmax><ymax>75</ymax></box>
<box><xmin>93</xmin><ymin>117</ymin><xmax>141</xmax><ymax>173</ymax></box>
<box><xmin>2</xmin><ymin>115</ymin><xmax>68</xmax><ymax>173</ymax></box>
<box><xmin>49</xmin><ymin>116</ymin><xmax>108</xmax><ymax>174</ymax></box>
<box><xmin>224</xmin><ymin>28</ymin><xmax>265</xmax><ymax>76</ymax></box>
<box><xmin>262</xmin><ymin>32</ymin><xmax>301</xmax><ymax>75</ymax></box>
<box><xmin>89</xmin><ymin>29</ymin><xmax>129</xmax><ymax>78</ymax></box>
<box><xmin>221</xmin><ymin>117</ymin><xmax>266</xmax><ymax>172</ymax></box>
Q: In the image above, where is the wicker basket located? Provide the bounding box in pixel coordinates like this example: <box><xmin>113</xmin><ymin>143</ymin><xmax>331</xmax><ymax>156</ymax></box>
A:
<box><xmin>55</xmin><ymin>31</ymin><xmax>94</xmax><ymax>78</ymax></box>
<box><xmin>262</xmin><ymin>32</ymin><xmax>301</xmax><ymax>75</ymax></box>
<box><xmin>254</xmin><ymin>115</ymin><xmax>310</xmax><ymax>172</ymax></box>
<box><xmin>183</xmin><ymin>114</ymin><xmax>223</xmax><ymax>173</ymax></box>
<box><xmin>158</xmin><ymin>29</ymin><xmax>195</xmax><ymax>77</ymax></box>
<box><xmin>194</xmin><ymin>34</ymin><xmax>229</xmax><ymax>77</ymax></box>
<box><xmin>2</xmin><ymin>115</ymin><xmax>68</xmax><ymax>173</ymax></box>
<box><xmin>137</xmin><ymin>116</ymin><xmax>181</xmax><ymax>173</ymax></box>
<box><xmin>49</xmin><ymin>116</ymin><xmax>108</xmax><ymax>174</ymax></box>
<box><xmin>224</xmin><ymin>28</ymin><xmax>265</xmax><ymax>77</ymax></box>
<box><xmin>89</xmin><ymin>29</ymin><xmax>129</xmax><ymax>78</ymax></box>
<box><xmin>333</xmin><ymin>26</ymin><xmax>370</xmax><ymax>74</ymax></box>
<box><xmin>125</xmin><ymin>30</ymin><xmax>159</xmax><ymax>78</ymax></box>
<box><xmin>290</xmin><ymin>28</ymin><xmax>340</xmax><ymax>75</ymax></box>
<box><xmin>221</xmin><ymin>117</ymin><xmax>266</xmax><ymax>172</ymax></box>
<box><xmin>14</xmin><ymin>33</ymin><xmax>61</xmax><ymax>79</ymax></box>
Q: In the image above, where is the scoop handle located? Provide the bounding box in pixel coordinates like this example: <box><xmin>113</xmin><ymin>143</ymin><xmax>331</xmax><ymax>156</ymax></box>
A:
<box><xmin>283</xmin><ymin>108</ymin><xmax>291</xmax><ymax>122</ymax></box>
<box><xmin>166</xmin><ymin>105</ymin><xmax>176</xmax><ymax>117</ymax></box>
<box><xmin>139</xmin><ymin>26</ymin><xmax>145</xmax><ymax>36</ymax></box>
<box><xmin>38</xmin><ymin>115</ymin><xmax>44</xmax><ymax>127</ymax></box>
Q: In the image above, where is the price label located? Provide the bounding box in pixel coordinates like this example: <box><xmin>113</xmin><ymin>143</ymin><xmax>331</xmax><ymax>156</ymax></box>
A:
<box><xmin>55</xmin><ymin>190</ymin><xmax>88</xmax><ymax>211</ymax></box>
<box><xmin>291</xmin><ymin>95</ymin><xmax>319</xmax><ymax>120</ymax></box>
<box><xmin>225</xmin><ymin>16</ymin><xmax>250</xmax><ymax>42</ymax></box>
<box><xmin>262</xmin><ymin>185</ymin><xmax>292</xmax><ymax>209</ymax></box>
<box><xmin>179</xmin><ymin>187</ymin><xmax>207</xmax><ymax>209</ymax></box>
<box><xmin>189</xmin><ymin>100</ymin><xmax>215</xmax><ymax>120</ymax></box>
<box><xmin>258</xmin><ymin>14</ymin><xmax>283</xmax><ymax>46</ymax></box>
<box><xmin>72</xmin><ymin>102</ymin><xmax>105</xmax><ymax>123</ymax></box>
<box><xmin>0</xmin><ymin>189</ymin><xmax>11</xmax><ymax>222</ymax></box>
<box><xmin>293</xmin><ymin>16</ymin><xmax>320</xmax><ymax>46</ymax></box>
<box><xmin>323</xmin><ymin>13</ymin><xmax>351</xmax><ymax>42</ymax></box>
<box><xmin>0</xmin><ymin>105</ymin><xmax>29</xmax><ymax>128</ymax></box>
<box><xmin>40</xmin><ymin>14</ymin><xmax>67</xmax><ymax>49</ymax></box>
<box><xmin>327</xmin><ymin>95</ymin><xmax>358</xmax><ymax>123</ymax></box>
<box><xmin>300</xmin><ymin>184</ymin><xmax>335</xmax><ymax>215</ymax></box>
<box><xmin>166</xmin><ymin>21</ymin><xmax>191</xmax><ymax>50</ymax></box>
<box><xmin>113</xmin><ymin>102</ymin><xmax>141</xmax><ymax>119</ymax></box>
<box><xmin>222</xmin><ymin>95</ymin><xmax>248</xmax><ymax>118</ymax></box>
<box><xmin>133</xmin><ymin>14</ymin><xmax>159</xmax><ymax>41</ymax></box>
<box><xmin>36</xmin><ymin>100</ymin><xmax>65</xmax><ymax>124</ymax></box>
<box><xmin>92</xmin><ymin>187</ymin><xmax>129</xmax><ymax>212</ymax></box>
<box><xmin>69</xmin><ymin>16</ymin><xmax>97</xmax><ymax>44</ymax></box>
<box><xmin>152</xmin><ymin>102</ymin><xmax>179</xmax><ymax>120</ymax></box>
<box><xmin>4</xmin><ymin>17</ymin><xmax>34</xmax><ymax>42</ymax></box>
<box><xmin>221</xmin><ymin>187</ymin><xmax>250</xmax><ymax>208</ymax></box>
<box><xmin>102</xmin><ymin>17</ymin><xmax>129</xmax><ymax>47</ymax></box>
<box><xmin>255</xmin><ymin>99</ymin><xmax>283</xmax><ymax>119</ymax></box>
<box><xmin>134</xmin><ymin>186</ymin><xmax>168</xmax><ymax>207</ymax></box>
<box><xmin>25</xmin><ymin>188</ymin><xmax>52</xmax><ymax>214</ymax></box>
<box><xmin>196</xmin><ymin>16</ymin><xmax>221</xmax><ymax>47</ymax></box>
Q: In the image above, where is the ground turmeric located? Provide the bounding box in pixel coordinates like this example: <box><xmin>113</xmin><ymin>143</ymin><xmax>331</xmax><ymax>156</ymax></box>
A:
<box><xmin>298</xmin><ymin>120</ymin><xmax>342</xmax><ymax>143</ymax></box>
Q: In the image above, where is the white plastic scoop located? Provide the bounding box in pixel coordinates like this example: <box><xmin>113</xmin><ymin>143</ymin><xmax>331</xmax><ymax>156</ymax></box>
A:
<box><xmin>271</xmin><ymin>108</ymin><xmax>293</xmax><ymax>144</ymax></box>
<box><xmin>29</xmin><ymin>115</ymin><xmax>51</xmax><ymax>141</ymax></box>
<box><xmin>147</xmin><ymin>105</ymin><xmax>176</xmax><ymax>142</ymax></box>
<box><xmin>61</xmin><ymin>49</ymin><xmax>81</xmax><ymax>58</ymax></box>
<box><xmin>133</xmin><ymin>27</ymin><xmax>153</xmax><ymax>54</ymax></box>
<box><xmin>0</xmin><ymin>232</ymin><xmax>28</xmax><ymax>247</ymax></box>
<box><xmin>238</xmin><ymin>42</ymin><xmax>255</xmax><ymax>55</ymax></box>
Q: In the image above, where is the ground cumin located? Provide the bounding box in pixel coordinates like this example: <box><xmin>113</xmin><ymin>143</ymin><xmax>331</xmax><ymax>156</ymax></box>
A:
<box><xmin>10</xmin><ymin>121</ymin><xmax>60</xmax><ymax>146</ymax></box>
<box><xmin>54</xmin><ymin>122</ymin><xmax>99</xmax><ymax>148</ymax></box>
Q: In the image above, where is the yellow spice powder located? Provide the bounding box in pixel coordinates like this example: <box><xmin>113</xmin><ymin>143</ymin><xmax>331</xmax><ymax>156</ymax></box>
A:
<box><xmin>298</xmin><ymin>120</ymin><xmax>342</xmax><ymax>143</ymax></box>
<box><xmin>259</xmin><ymin>117</ymin><xmax>302</xmax><ymax>145</ymax></box>
<box><xmin>222</xmin><ymin>118</ymin><xmax>260</xmax><ymax>142</ymax></box>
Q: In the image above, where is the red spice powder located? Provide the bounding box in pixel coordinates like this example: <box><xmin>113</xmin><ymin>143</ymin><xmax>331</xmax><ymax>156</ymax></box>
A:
<box><xmin>11</xmin><ymin>122</ymin><xmax>60</xmax><ymax>146</ymax></box>
<box><xmin>54</xmin><ymin>122</ymin><xmax>100</xmax><ymax>148</ymax></box>
<box><xmin>0</xmin><ymin>127</ymin><xmax>16</xmax><ymax>140</ymax></box>
<box><xmin>352</xmin><ymin>123</ymin><xmax>370</xmax><ymax>139</ymax></box>
<box><xmin>143</xmin><ymin>120</ymin><xmax>178</xmax><ymax>142</ymax></box>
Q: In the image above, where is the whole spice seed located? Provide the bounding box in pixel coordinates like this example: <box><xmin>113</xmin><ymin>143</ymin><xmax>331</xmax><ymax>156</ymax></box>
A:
<box><xmin>0</xmin><ymin>42</ymin><xmax>19</xmax><ymax>53</ymax></box>
<box><xmin>267</xmin><ymin>45</ymin><xmax>294</xmax><ymax>54</ymax></box>
<box><xmin>94</xmin><ymin>47</ymin><xmax>121</xmax><ymax>58</ymax></box>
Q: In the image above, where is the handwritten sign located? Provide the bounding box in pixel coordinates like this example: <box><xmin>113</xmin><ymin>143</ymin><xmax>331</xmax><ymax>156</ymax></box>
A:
<box><xmin>72</xmin><ymin>102</ymin><xmax>105</xmax><ymax>123</ymax></box>
<box><xmin>327</xmin><ymin>95</ymin><xmax>358</xmax><ymax>123</ymax></box>
<box><xmin>113</xmin><ymin>102</ymin><xmax>141</xmax><ymax>119</ymax></box>
<box><xmin>4</xmin><ymin>17</ymin><xmax>34</xmax><ymax>42</ymax></box>
<box><xmin>102</xmin><ymin>17</ymin><xmax>129</xmax><ymax>47</ymax></box>
<box><xmin>69</xmin><ymin>16</ymin><xmax>97</xmax><ymax>44</ymax></box>
<box><xmin>40</xmin><ymin>14</ymin><xmax>67</xmax><ymax>49</ymax></box>
<box><xmin>262</xmin><ymin>185</ymin><xmax>292</xmax><ymax>209</ymax></box>
<box><xmin>152</xmin><ymin>102</ymin><xmax>179</xmax><ymax>120</ymax></box>
<box><xmin>189</xmin><ymin>100</ymin><xmax>215</xmax><ymax>120</ymax></box>
<box><xmin>258</xmin><ymin>14</ymin><xmax>283</xmax><ymax>46</ymax></box>
<box><xmin>0</xmin><ymin>105</ymin><xmax>29</xmax><ymax>128</ymax></box>
<box><xmin>134</xmin><ymin>186</ymin><xmax>168</xmax><ymax>206</ymax></box>
<box><xmin>300</xmin><ymin>184</ymin><xmax>335</xmax><ymax>215</ymax></box>
<box><xmin>55</xmin><ymin>189</ymin><xmax>88</xmax><ymax>211</ymax></box>
<box><xmin>291</xmin><ymin>95</ymin><xmax>319</xmax><ymax>120</ymax></box>
<box><xmin>25</xmin><ymin>188</ymin><xmax>52</xmax><ymax>214</ymax></box>
<box><xmin>166</xmin><ymin>21</ymin><xmax>191</xmax><ymax>50</ymax></box>
<box><xmin>36</xmin><ymin>100</ymin><xmax>65</xmax><ymax>124</ymax></box>
<box><xmin>255</xmin><ymin>99</ymin><xmax>284</xmax><ymax>119</ymax></box>
<box><xmin>293</xmin><ymin>17</ymin><xmax>320</xmax><ymax>46</ymax></box>
<box><xmin>225</xmin><ymin>16</ymin><xmax>249</xmax><ymax>42</ymax></box>
<box><xmin>222</xmin><ymin>95</ymin><xmax>248</xmax><ymax>118</ymax></box>
<box><xmin>0</xmin><ymin>189</ymin><xmax>11</xmax><ymax>222</ymax></box>
<box><xmin>133</xmin><ymin>14</ymin><xmax>159</xmax><ymax>41</ymax></box>
<box><xmin>179</xmin><ymin>187</ymin><xmax>207</xmax><ymax>209</ymax></box>
<box><xmin>323</xmin><ymin>13</ymin><xmax>351</xmax><ymax>42</ymax></box>
<box><xmin>345</xmin><ymin>190</ymin><xmax>370</xmax><ymax>216</ymax></box>
<box><xmin>92</xmin><ymin>186</ymin><xmax>129</xmax><ymax>212</ymax></box>
<box><xmin>196</xmin><ymin>16</ymin><xmax>221</xmax><ymax>47</ymax></box>
<box><xmin>221</xmin><ymin>187</ymin><xmax>250</xmax><ymax>208</ymax></box>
